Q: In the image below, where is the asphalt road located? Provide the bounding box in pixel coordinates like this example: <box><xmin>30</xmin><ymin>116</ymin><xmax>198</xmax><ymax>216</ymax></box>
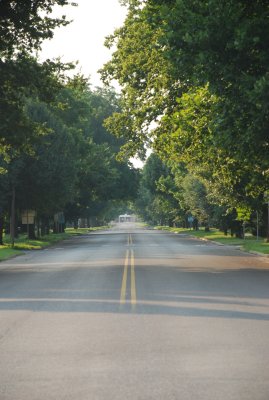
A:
<box><xmin>0</xmin><ymin>223</ymin><xmax>269</xmax><ymax>400</ymax></box>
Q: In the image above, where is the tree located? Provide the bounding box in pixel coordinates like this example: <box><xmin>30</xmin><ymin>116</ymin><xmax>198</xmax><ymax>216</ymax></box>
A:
<box><xmin>181</xmin><ymin>174</ymin><xmax>212</xmax><ymax>231</ymax></box>
<box><xmin>0</xmin><ymin>0</ymin><xmax>76</xmax><ymax>240</ymax></box>
<box><xmin>150</xmin><ymin>0</ymin><xmax>269</xmax><ymax>206</ymax></box>
<box><xmin>54</xmin><ymin>77</ymin><xmax>139</xmax><ymax>226</ymax></box>
<box><xmin>136</xmin><ymin>153</ymin><xmax>180</xmax><ymax>225</ymax></box>
<box><xmin>0</xmin><ymin>0</ymin><xmax>75</xmax><ymax>154</ymax></box>
<box><xmin>0</xmin><ymin>1</ymin><xmax>139</xmax><ymax>237</ymax></box>
<box><xmin>100</xmin><ymin>1</ymin><xmax>176</xmax><ymax>159</ymax></box>
<box><xmin>101</xmin><ymin>0</ymin><xmax>269</xmax><ymax>226</ymax></box>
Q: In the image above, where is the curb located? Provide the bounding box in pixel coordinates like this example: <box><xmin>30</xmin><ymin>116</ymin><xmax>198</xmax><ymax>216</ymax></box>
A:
<box><xmin>199</xmin><ymin>237</ymin><xmax>224</xmax><ymax>246</ymax></box>
<box><xmin>247</xmin><ymin>250</ymin><xmax>269</xmax><ymax>258</ymax></box>
<box><xmin>176</xmin><ymin>232</ymin><xmax>269</xmax><ymax>258</ymax></box>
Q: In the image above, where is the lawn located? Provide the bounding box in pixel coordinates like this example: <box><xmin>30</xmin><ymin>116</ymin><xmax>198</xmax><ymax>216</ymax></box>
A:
<box><xmin>0</xmin><ymin>246</ymin><xmax>22</xmax><ymax>261</ymax></box>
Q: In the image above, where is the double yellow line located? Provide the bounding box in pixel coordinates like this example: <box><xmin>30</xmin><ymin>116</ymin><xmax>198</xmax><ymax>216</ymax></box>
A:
<box><xmin>127</xmin><ymin>233</ymin><xmax>133</xmax><ymax>246</ymax></box>
<box><xmin>120</xmin><ymin>234</ymin><xmax>136</xmax><ymax>308</ymax></box>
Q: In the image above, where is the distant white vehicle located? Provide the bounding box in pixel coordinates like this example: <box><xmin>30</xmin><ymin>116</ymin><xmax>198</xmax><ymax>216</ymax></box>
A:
<box><xmin>119</xmin><ymin>214</ymin><xmax>136</xmax><ymax>223</ymax></box>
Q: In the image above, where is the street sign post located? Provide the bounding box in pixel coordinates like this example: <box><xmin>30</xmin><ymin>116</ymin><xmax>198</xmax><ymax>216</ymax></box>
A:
<box><xmin>187</xmin><ymin>216</ymin><xmax>194</xmax><ymax>229</ymax></box>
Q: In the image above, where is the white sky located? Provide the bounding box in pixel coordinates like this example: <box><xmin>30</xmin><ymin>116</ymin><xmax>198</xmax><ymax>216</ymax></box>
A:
<box><xmin>40</xmin><ymin>0</ymin><xmax>127</xmax><ymax>87</ymax></box>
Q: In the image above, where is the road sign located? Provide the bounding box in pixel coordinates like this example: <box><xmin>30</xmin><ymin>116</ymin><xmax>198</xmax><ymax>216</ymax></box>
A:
<box><xmin>21</xmin><ymin>210</ymin><xmax>36</xmax><ymax>224</ymax></box>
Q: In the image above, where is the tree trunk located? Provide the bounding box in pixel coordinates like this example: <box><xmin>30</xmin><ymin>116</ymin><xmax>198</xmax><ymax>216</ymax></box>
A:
<box><xmin>14</xmin><ymin>213</ymin><xmax>19</xmax><ymax>238</ymax></box>
<box><xmin>37</xmin><ymin>218</ymin><xmax>40</xmax><ymax>238</ymax></box>
<box><xmin>10</xmin><ymin>186</ymin><xmax>15</xmax><ymax>247</ymax></box>
<box><xmin>193</xmin><ymin>218</ymin><xmax>199</xmax><ymax>231</ymax></box>
<box><xmin>0</xmin><ymin>213</ymin><xmax>4</xmax><ymax>245</ymax></box>
<box><xmin>28</xmin><ymin>224</ymin><xmax>36</xmax><ymax>239</ymax></box>
<box><xmin>204</xmin><ymin>225</ymin><xmax>210</xmax><ymax>232</ymax></box>
<box><xmin>41</xmin><ymin>218</ymin><xmax>46</xmax><ymax>236</ymax></box>
<box><xmin>53</xmin><ymin>222</ymin><xmax>58</xmax><ymax>234</ymax></box>
<box><xmin>41</xmin><ymin>217</ymin><xmax>50</xmax><ymax>236</ymax></box>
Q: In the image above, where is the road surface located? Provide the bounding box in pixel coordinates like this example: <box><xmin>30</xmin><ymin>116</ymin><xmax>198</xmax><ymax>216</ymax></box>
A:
<box><xmin>0</xmin><ymin>223</ymin><xmax>269</xmax><ymax>400</ymax></box>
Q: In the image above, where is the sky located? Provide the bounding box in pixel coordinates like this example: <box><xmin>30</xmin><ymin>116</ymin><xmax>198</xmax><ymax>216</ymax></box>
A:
<box><xmin>40</xmin><ymin>0</ymin><xmax>127</xmax><ymax>88</ymax></box>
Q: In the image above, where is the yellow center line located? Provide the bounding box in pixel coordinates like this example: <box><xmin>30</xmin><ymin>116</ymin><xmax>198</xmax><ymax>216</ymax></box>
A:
<box><xmin>120</xmin><ymin>249</ymin><xmax>129</xmax><ymax>304</ymax></box>
<box><xmin>121</xmin><ymin>235</ymin><xmax>136</xmax><ymax>308</ymax></box>
<box><xmin>131</xmin><ymin>249</ymin><xmax>136</xmax><ymax>307</ymax></box>
<box><xmin>127</xmin><ymin>233</ymin><xmax>133</xmax><ymax>246</ymax></box>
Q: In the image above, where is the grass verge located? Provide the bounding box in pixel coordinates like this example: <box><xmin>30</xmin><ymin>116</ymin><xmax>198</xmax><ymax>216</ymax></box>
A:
<box><xmin>0</xmin><ymin>246</ymin><xmax>22</xmax><ymax>261</ymax></box>
<box><xmin>154</xmin><ymin>226</ymin><xmax>269</xmax><ymax>255</ymax></box>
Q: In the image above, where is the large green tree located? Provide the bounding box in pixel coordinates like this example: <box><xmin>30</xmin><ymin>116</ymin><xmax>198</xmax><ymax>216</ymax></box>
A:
<box><xmin>0</xmin><ymin>0</ymin><xmax>75</xmax><ymax>155</ymax></box>
<box><xmin>150</xmin><ymin>0</ymin><xmax>269</xmax><ymax>206</ymax></box>
<box><xmin>0</xmin><ymin>55</ymin><xmax>73</xmax><ymax>156</ymax></box>
<box><xmin>101</xmin><ymin>0</ymin><xmax>269</xmax><ymax>218</ymax></box>
<box><xmin>100</xmin><ymin>0</ymin><xmax>176</xmax><ymax>159</ymax></box>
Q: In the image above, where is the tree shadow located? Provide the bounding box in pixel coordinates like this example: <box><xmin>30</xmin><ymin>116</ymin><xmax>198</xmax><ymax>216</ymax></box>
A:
<box><xmin>0</xmin><ymin>260</ymin><xmax>269</xmax><ymax>321</ymax></box>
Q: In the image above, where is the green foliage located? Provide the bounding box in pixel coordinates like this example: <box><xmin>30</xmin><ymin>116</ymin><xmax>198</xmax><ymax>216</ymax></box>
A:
<box><xmin>14</xmin><ymin>97</ymin><xmax>79</xmax><ymax>215</ymax></box>
<box><xmin>0</xmin><ymin>0</ymin><xmax>75</xmax><ymax>159</ymax></box>
<box><xmin>101</xmin><ymin>0</ymin><xmax>269</xmax><ymax>233</ymax></box>
<box><xmin>100</xmin><ymin>3</ymin><xmax>176</xmax><ymax>158</ymax></box>
<box><xmin>0</xmin><ymin>55</ymin><xmax>75</xmax><ymax>162</ymax></box>
<box><xmin>181</xmin><ymin>174</ymin><xmax>212</xmax><ymax>226</ymax></box>
<box><xmin>1</xmin><ymin>61</ymin><xmax>138</xmax><ymax>235</ymax></box>
<box><xmin>135</xmin><ymin>153</ymin><xmax>182</xmax><ymax>225</ymax></box>
<box><xmin>236</xmin><ymin>207</ymin><xmax>251</xmax><ymax>222</ymax></box>
<box><xmin>0</xmin><ymin>0</ymin><xmax>140</xmax><ymax>240</ymax></box>
<box><xmin>0</xmin><ymin>0</ymin><xmax>73</xmax><ymax>57</ymax></box>
<box><xmin>55</xmin><ymin>79</ymin><xmax>139</xmax><ymax>224</ymax></box>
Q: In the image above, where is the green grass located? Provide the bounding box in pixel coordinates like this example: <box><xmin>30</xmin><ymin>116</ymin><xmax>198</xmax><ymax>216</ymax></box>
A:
<box><xmin>242</xmin><ymin>240</ymin><xmax>269</xmax><ymax>255</ymax></box>
<box><xmin>155</xmin><ymin>226</ymin><xmax>269</xmax><ymax>255</ymax></box>
<box><xmin>0</xmin><ymin>226</ymin><xmax>110</xmax><ymax>261</ymax></box>
<box><xmin>0</xmin><ymin>246</ymin><xmax>22</xmax><ymax>261</ymax></box>
<box><xmin>65</xmin><ymin>226</ymin><xmax>109</xmax><ymax>235</ymax></box>
<box><xmin>4</xmin><ymin>232</ymin><xmax>71</xmax><ymax>250</ymax></box>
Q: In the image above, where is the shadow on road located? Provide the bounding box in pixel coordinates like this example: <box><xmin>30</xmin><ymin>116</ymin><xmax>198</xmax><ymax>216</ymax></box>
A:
<box><xmin>0</xmin><ymin>262</ymin><xmax>269</xmax><ymax>321</ymax></box>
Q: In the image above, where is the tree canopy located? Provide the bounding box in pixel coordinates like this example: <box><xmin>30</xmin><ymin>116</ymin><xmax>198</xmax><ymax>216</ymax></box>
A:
<box><xmin>0</xmin><ymin>0</ymin><xmax>139</xmax><ymax>242</ymax></box>
<box><xmin>101</xmin><ymin>0</ymin><xmax>269</xmax><ymax>218</ymax></box>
